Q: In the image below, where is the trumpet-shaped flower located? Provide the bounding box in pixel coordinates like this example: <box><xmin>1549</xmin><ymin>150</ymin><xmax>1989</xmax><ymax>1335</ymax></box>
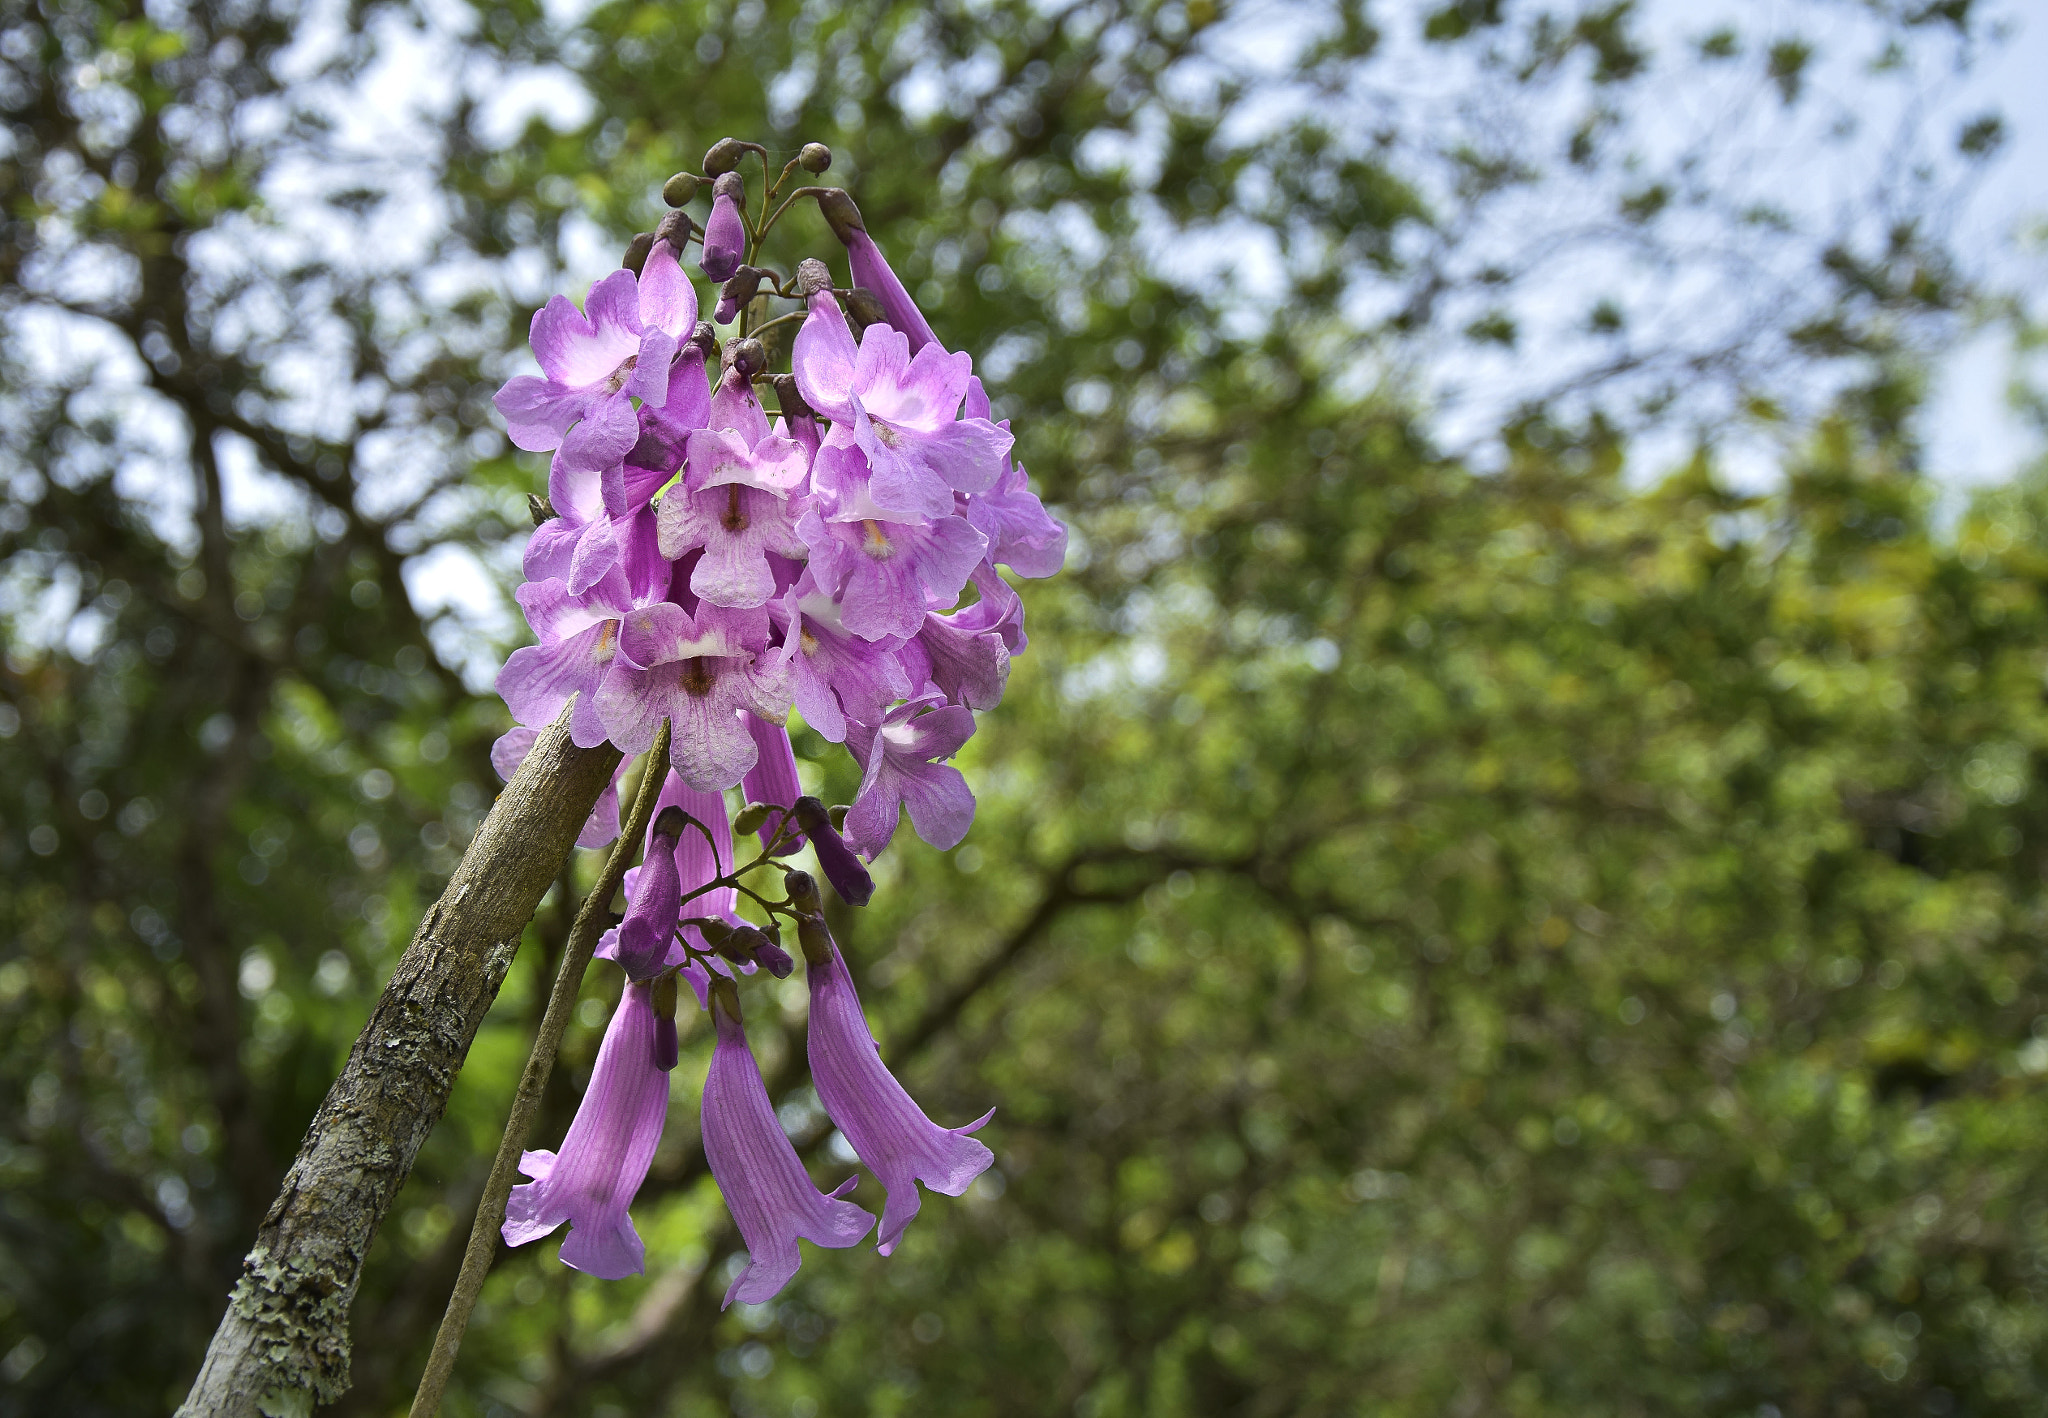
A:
<box><xmin>702</xmin><ymin>983</ymin><xmax>874</xmax><ymax>1307</ymax></box>
<box><xmin>502</xmin><ymin>981</ymin><xmax>672</xmax><ymax>1280</ymax></box>
<box><xmin>804</xmin><ymin>930</ymin><xmax>991</xmax><ymax>1255</ymax></box>
<box><xmin>597</xmin><ymin>601</ymin><xmax>793</xmax><ymax>789</ymax></box>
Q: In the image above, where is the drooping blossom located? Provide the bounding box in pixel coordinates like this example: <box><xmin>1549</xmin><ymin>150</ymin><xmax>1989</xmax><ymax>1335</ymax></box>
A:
<box><xmin>843</xmin><ymin>693</ymin><xmax>978</xmax><ymax>856</ymax></box>
<box><xmin>802</xmin><ymin>924</ymin><xmax>991</xmax><ymax>1255</ymax></box>
<box><xmin>492</xmin><ymin>148</ymin><xmax>1069</xmax><ymax>1296</ymax></box>
<box><xmin>701</xmin><ymin>980</ymin><xmax>874</xmax><ymax>1307</ymax></box>
<box><xmin>503</xmin><ymin>981</ymin><xmax>673</xmax><ymax>1279</ymax></box>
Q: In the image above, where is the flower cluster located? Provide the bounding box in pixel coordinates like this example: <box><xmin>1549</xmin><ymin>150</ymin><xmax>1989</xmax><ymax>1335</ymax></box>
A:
<box><xmin>488</xmin><ymin>139</ymin><xmax>1062</xmax><ymax>1307</ymax></box>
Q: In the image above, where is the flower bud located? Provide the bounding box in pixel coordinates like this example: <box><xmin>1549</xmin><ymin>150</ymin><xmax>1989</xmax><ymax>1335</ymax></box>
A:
<box><xmin>715</xmin><ymin>265</ymin><xmax>766</xmax><ymax>325</ymax></box>
<box><xmin>700</xmin><ymin>171</ymin><xmax>747</xmax><ymax>281</ymax></box>
<box><xmin>733</xmin><ymin>803</ymin><xmax>774</xmax><ymax>837</ymax></box>
<box><xmin>714</xmin><ymin>924</ymin><xmax>766</xmax><ymax>968</ymax></box>
<box><xmin>703</xmin><ymin>137</ymin><xmax>748</xmax><ymax>176</ymax></box>
<box><xmin>622</xmin><ymin>231</ymin><xmax>655</xmax><ymax>275</ymax></box>
<box><xmin>754</xmin><ymin>940</ymin><xmax>795</xmax><ymax>978</ymax></box>
<box><xmin>782</xmin><ymin>869</ymin><xmax>821</xmax><ymax>916</ymax></box>
<box><xmin>798</xmin><ymin>142</ymin><xmax>832</xmax><ymax>173</ymax></box>
<box><xmin>652</xmin><ymin>805</ymin><xmax>690</xmax><ymax>842</ymax></box>
<box><xmin>830</xmin><ymin>804</ymin><xmax>850</xmax><ymax>831</ymax></box>
<box><xmin>708</xmin><ymin>973</ymin><xmax>742</xmax><ymax>1024</ymax></box>
<box><xmin>655</xmin><ymin>209</ymin><xmax>693</xmax><ymax>250</ymax></box>
<box><xmin>686</xmin><ymin>320</ymin><xmax>719</xmax><ymax>362</ymax></box>
<box><xmin>814</xmin><ymin>187</ymin><xmax>865</xmax><ymax>243</ymax></box>
<box><xmin>662</xmin><ymin>171</ymin><xmax>700</xmax><ymax>207</ymax></box>
<box><xmin>727</xmin><ymin>337</ymin><xmax>768</xmax><ymax>379</ymax></box>
<box><xmin>696</xmin><ymin>917</ymin><xmax>734</xmax><ymax>947</ymax></box>
<box><xmin>651</xmin><ymin>970</ymin><xmax>680</xmax><ymax>1071</ymax></box>
<box><xmin>770</xmin><ymin>374</ymin><xmax>813</xmax><ymax>423</ymax></box>
<box><xmin>843</xmin><ymin>287</ymin><xmax>886</xmax><ymax>337</ymax></box>
<box><xmin>795</xmin><ymin>796</ymin><xmax>873</xmax><ymax>907</ymax></box>
<box><xmin>527</xmin><ymin>493</ymin><xmax>556</xmax><ymax>527</ymax></box>
<box><xmin>795</xmin><ymin>256</ymin><xmax>834</xmax><ymax>298</ymax></box>
<box><xmin>795</xmin><ymin>911</ymin><xmax>834</xmax><ymax>968</ymax></box>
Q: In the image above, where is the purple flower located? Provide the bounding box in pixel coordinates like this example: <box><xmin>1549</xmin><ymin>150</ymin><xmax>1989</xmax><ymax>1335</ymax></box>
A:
<box><xmin>901</xmin><ymin>564</ymin><xmax>1022</xmax><ymax>710</ymax></box>
<box><xmin>794</xmin><ymin>797</ymin><xmax>874</xmax><ymax>907</ymax></box>
<box><xmin>966</xmin><ymin>458</ymin><xmax>1067</xmax><ymax>579</ymax></box>
<box><xmin>742</xmin><ymin>717</ymin><xmax>808</xmax><ymax>853</ymax></box>
<box><xmin>494</xmin><ymin>239</ymin><xmax>699</xmax><ymax>469</ymax></box>
<box><xmin>490</xmin><ymin>726</ymin><xmax>625</xmax><ymax>848</ymax></box>
<box><xmin>791</xmin><ymin>315</ymin><xmax>1010</xmax><ymax>517</ymax></box>
<box><xmin>702</xmin><ymin>981</ymin><xmax>874</xmax><ymax>1307</ymax></box>
<box><xmin>614</xmin><ymin>808</ymin><xmax>687</xmax><ymax>980</ymax></box>
<box><xmin>771</xmin><ymin>569</ymin><xmax>913</xmax><ymax>743</ymax></box>
<box><xmin>845</xmin><ymin>228</ymin><xmax>940</xmax><ymax>355</ymax></box>
<box><xmin>798</xmin><ymin>464</ymin><xmax>989</xmax><ymax>641</ymax></box>
<box><xmin>700</xmin><ymin>173</ymin><xmax>747</xmax><ymax>282</ymax></box>
<box><xmin>497</xmin><ymin>515</ymin><xmax>670</xmax><ymax>749</ymax></box>
<box><xmin>599</xmin><ymin>771</ymin><xmax>743</xmax><ymax>993</ymax></box>
<box><xmin>503</xmin><ymin>980</ymin><xmax>673</xmax><ymax>1280</ymax></box>
<box><xmin>843</xmin><ymin>694</ymin><xmax>978</xmax><ymax>856</ymax></box>
<box><xmin>804</xmin><ymin>930</ymin><xmax>992</xmax><ymax>1255</ymax></box>
<box><xmin>597</xmin><ymin>601</ymin><xmax>793</xmax><ymax>789</ymax></box>
<box><xmin>658</xmin><ymin>399</ymin><xmax>810</xmax><ymax>609</ymax></box>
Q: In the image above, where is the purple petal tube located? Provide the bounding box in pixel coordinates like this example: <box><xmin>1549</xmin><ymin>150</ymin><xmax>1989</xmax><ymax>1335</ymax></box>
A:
<box><xmin>794</xmin><ymin>796</ymin><xmax>874</xmax><ymax>906</ymax></box>
<box><xmin>615</xmin><ymin>808</ymin><xmax>686</xmax><ymax>981</ymax></box>
<box><xmin>743</xmin><ymin>716</ymin><xmax>807</xmax><ymax>855</ymax></box>
<box><xmin>803</xmin><ymin>929</ymin><xmax>992</xmax><ymax>1256</ymax></box>
<box><xmin>702</xmin><ymin>980</ymin><xmax>874</xmax><ymax>1307</ymax></box>
<box><xmin>701</xmin><ymin>172</ymin><xmax>747</xmax><ymax>282</ymax></box>
<box><xmin>503</xmin><ymin>981</ymin><xmax>672</xmax><ymax>1279</ymax></box>
<box><xmin>846</xmin><ymin>229</ymin><xmax>940</xmax><ymax>355</ymax></box>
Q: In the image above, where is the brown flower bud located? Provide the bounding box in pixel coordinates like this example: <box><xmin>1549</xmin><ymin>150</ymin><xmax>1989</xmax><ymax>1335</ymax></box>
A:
<box><xmin>795</xmin><ymin>256</ymin><xmax>834</xmax><ymax>297</ymax></box>
<box><xmin>622</xmin><ymin>231</ymin><xmax>655</xmax><ymax>275</ymax></box>
<box><xmin>770</xmin><ymin>374</ymin><xmax>813</xmax><ymax>422</ymax></box>
<box><xmin>661</xmin><ymin>171</ymin><xmax>700</xmax><ymax>207</ymax></box>
<box><xmin>703</xmin><ymin>137</ymin><xmax>748</xmax><ymax>176</ymax></box>
<box><xmin>814</xmin><ymin>187</ymin><xmax>865</xmax><ymax>243</ymax></box>
<box><xmin>727</xmin><ymin>337</ymin><xmax>768</xmax><ymax>378</ymax></box>
<box><xmin>527</xmin><ymin>493</ymin><xmax>556</xmax><ymax>527</ymax></box>
<box><xmin>798</xmin><ymin>142</ymin><xmax>832</xmax><ymax>173</ymax></box>
<box><xmin>655</xmin><ymin>209</ymin><xmax>693</xmax><ymax>248</ymax></box>
<box><xmin>844</xmin><ymin>288</ymin><xmax>886</xmax><ymax>336</ymax></box>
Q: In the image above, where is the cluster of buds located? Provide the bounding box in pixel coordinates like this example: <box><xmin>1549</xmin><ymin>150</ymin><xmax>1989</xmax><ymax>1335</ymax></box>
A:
<box><xmin>487</xmin><ymin>139</ymin><xmax>1061</xmax><ymax>1305</ymax></box>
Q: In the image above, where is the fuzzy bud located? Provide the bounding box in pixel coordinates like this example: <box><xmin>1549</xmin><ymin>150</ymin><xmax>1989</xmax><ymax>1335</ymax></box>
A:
<box><xmin>770</xmin><ymin>374</ymin><xmax>813</xmax><ymax>423</ymax></box>
<box><xmin>798</xmin><ymin>142</ymin><xmax>833</xmax><ymax>173</ymax></box>
<box><xmin>700</xmin><ymin>171</ymin><xmax>748</xmax><ymax>282</ymax></box>
<box><xmin>661</xmin><ymin>171</ymin><xmax>700</xmax><ymax>207</ymax></box>
<box><xmin>814</xmin><ymin>187</ymin><xmax>865</xmax><ymax>243</ymax></box>
<box><xmin>652</xmin><ymin>805</ymin><xmax>690</xmax><ymax>842</ymax></box>
<box><xmin>783</xmin><ymin>869</ymin><xmax>821</xmax><ymax>916</ymax></box>
<box><xmin>703</xmin><ymin>137</ymin><xmax>748</xmax><ymax>176</ymax></box>
<box><xmin>527</xmin><ymin>493</ymin><xmax>556</xmax><ymax>527</ymax></box>
<box><xmin>795</xmin><ymin>256</ymin><xmax>834</xmax><ymax>298</ymax></box>
<box><xmin>727</xmin><ymin>337</ymin><xmax>768</xmax><ymax>379</ymax></box>
<box><xmin>843</xmin><ymin>288</ymin><xmax>886</xmax><ymax>337</ymax></box>
<box><xmin>754</xmin><ymin>940</ymin><xmax>795</xmax><ymax>978</ymax></box>
<box><xmin>655</xmin><ymin>209</ymin><xmax>693</xmax><ymax>250</ymax></box>
<box><xmin>733</xmin><ymin>803</ymin><xmax>774</xmax><ymax>837</ymax></box>
<box><xmin>715</xmin><ymin>265</ymin><xmax>766</xmax><ymax>325</ymax></box>
<box><xmin>622</xmin><ymin>231</ymin><xmax>655</xmax><ymax>275</ymax></box>
<box><xmin>686</xmin><ymin>320</ymin><xmax>719</xmax><ymax>362</ymax></box>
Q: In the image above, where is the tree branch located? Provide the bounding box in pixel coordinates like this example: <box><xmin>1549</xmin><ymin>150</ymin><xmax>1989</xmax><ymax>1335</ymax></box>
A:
<box><xmin>174</xmin><ymin>704</ymin><xmax>623</xmax><ymax>1418</ymax></box>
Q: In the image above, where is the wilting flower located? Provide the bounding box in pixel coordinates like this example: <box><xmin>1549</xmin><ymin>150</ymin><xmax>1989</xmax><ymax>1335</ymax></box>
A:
<box><xmin>701</xmin><ymin>980</ymin><xmax>873</xmax><ymax>1306</ymax></box>
<box><xmin>803</xmin><ymin>926</ymin><xmax>991</xmax><ymax>1255</ymax></box>
<box><xmin>502</xmin><ymin>981</ymin><xmax>673</xmax><ymax>1280</ymax></box>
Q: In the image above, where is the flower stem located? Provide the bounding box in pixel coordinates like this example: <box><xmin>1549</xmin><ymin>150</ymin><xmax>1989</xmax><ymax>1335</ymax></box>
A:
<box><xmin>407</xmin><ymin>717</ymin><xmax>673</xmax><ymax>1418</ymax></box>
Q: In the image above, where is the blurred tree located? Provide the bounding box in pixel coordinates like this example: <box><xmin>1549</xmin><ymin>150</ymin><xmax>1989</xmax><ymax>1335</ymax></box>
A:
<box><xmin>0</xmin><ymin>0</ymin><xmax>2038</xmax><ymax>1416</ymax></box>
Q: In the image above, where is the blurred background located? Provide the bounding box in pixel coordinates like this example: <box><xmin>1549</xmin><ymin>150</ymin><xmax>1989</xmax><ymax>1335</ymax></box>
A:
<box><xmin>4</xmin><ymin>0</ymin><xmax>2048</xmax><ymax>1413</ymax></box>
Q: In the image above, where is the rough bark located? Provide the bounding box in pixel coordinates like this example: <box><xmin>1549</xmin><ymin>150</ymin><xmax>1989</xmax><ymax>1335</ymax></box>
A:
<box><xmin>176</xmin><ymin>708</ymin><xmax>622</xmax><ymax>1418</ymax></box>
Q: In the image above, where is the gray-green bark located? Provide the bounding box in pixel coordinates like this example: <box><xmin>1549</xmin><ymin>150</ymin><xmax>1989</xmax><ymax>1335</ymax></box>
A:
<box><xmin>176</xmin><ymin>708</ymin><xmax>623</xmax><ymax>1418</ymax></box>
